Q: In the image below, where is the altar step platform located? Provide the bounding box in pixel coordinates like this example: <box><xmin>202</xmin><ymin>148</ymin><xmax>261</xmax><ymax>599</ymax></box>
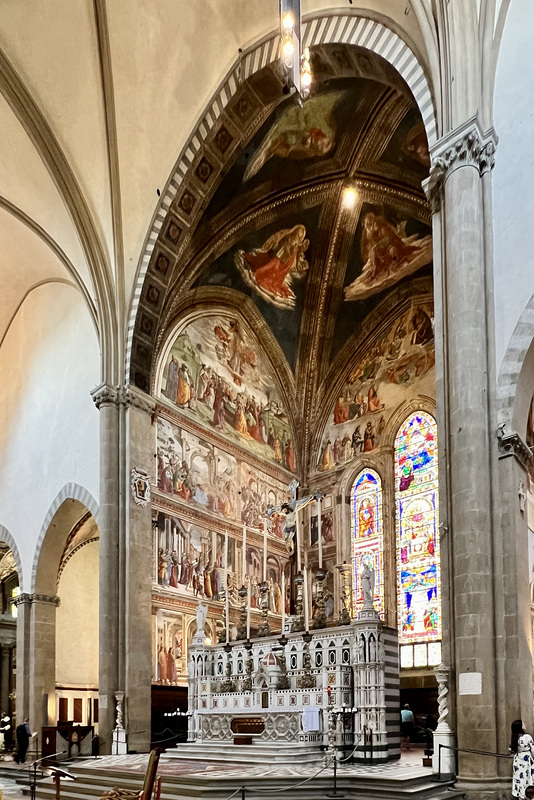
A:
<box><xmin>34</xmin><ymin>753</ymin><xmax>465</xmax><ymax>800</ymax></box>
<box><xmin>163</xmin><ymin>740</ymin><xmax>324</xmax><ymax>765</ymax></box>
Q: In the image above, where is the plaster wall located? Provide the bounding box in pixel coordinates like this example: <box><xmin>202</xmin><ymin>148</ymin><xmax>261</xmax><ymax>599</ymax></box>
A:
<box><xmin>56</xmin><ymin>540</ymin><xmax>99</xmax><ymax>687</ymax></box>
<box><xmin>0</xmin><ymin>283</ymin><xmax>99</xmax><ymax>589</ymax></box>
<box><xmin>493</xmin><ymin>0</ymin><xmax>534</xmax><ymax>372</ymax></box>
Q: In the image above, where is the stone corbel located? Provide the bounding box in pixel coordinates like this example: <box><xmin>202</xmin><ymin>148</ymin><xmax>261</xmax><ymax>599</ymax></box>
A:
<box><xmin>430</xmin><ymin>117</ymin><xmax>498</xmax><ymax>179</ymax></box>
<box><xmin>497</xmin><ymin>425</ymin><xmax>534</xmax><ymax>471</ymax></box>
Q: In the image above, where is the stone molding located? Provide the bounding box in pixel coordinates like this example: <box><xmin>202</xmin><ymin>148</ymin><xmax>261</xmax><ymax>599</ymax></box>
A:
<box><xmin>13</xmin><ymin>592</ymin><xmax>60</xmax><ymax>607</ymax></box>
<box><xmin>497</xmin><ymin>427</ymin><xmax>534</xmax><ymax>471</ymax></box>
<box><xmin>91</xmin><ymin>383</ymin><xmax>155</xmax><ymax>415</ymax></box>
<box><xmin>430</xmin><ymin>118</ymin><xmax>498</xmax><ymax>187</ymax></box>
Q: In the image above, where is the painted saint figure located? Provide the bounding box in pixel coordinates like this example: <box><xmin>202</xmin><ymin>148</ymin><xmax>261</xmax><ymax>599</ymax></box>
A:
<box><xmin>235</xmin><ymin>225</ymin><xmax>309</xmax><ymax>309</ymax></box>
<box><xmin>344</xmin><ymin>212</ymin><xmax>432</xmax><ymax>301</ymax></box>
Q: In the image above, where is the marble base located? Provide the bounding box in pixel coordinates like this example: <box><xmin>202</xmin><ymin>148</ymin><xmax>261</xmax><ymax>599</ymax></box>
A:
<box><xmin>432</xmin><ymin>726</ymin><xmax>455</xmax><ymax>777</ymax></box>
<box><xmin>112</xmin><ymin>726</ymin><xmax>127</xmax><ymax>755</ymax></box>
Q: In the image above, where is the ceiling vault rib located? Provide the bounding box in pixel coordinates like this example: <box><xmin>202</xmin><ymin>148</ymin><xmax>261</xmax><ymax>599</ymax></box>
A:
<box><xmin>94</xmin><ymin>0</ymin><xmax>126</xmax><ymax>371</ymax></box>
<box><xmin>0</xmin><ymin>278</ymin><xmax>82</xmax><ymax>353</ymax></box>
<box><xmin>0</xmin><ymin>194</ymin><xmax>98</xmax><ymax>331</ymax></box>
<box><xmin>0</xmin><ymin>44</ymin><xmax>117</xmax><ymax>383</ymax></box>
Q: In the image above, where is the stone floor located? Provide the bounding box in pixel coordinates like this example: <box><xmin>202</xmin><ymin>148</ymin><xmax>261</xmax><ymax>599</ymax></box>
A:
<box><xmin>0</xmin><ymin>746</ymin><xmax>431</xmax><ymax>800</ymax></box>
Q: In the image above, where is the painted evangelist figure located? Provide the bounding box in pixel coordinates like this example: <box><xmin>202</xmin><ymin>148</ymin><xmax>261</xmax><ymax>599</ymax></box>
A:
<box><xmin>344</xmin><ymin>213</ymin><xmax>432</xmax><ymax>301</ymax></box>
<box><xmin>160</xmin><ymin>314</ymin><xmax>295</xmax><ymax>471</ymax></box>
<box><xmin>318</xmin><ymin>299</ymin><xmax>434</xmax><ymax>472</ymax></box>
<box><xmin>243</xmin><ymin>91</ymin><xmax>343</xmax><ymax>182</ymax></box>
<box><xmin>235</xmin><ymin>225</ymin><xmax>309</xmax><ymax>310</ymax></box>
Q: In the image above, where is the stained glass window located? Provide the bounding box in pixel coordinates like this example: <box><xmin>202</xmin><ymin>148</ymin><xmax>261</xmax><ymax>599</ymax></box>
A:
<box><xmin>395</xmin><ymin>411</ymin><xmax>441</xmax><ymax>645</ymax></box>
<box><xmin>351</xmin><ymin>469</ymin><xmax>384</xmax><ymax>618</ymax></box>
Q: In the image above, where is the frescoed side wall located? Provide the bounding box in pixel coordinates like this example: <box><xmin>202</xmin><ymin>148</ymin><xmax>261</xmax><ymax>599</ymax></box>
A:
<box><xmin>318</xmin><ymin>297</ymin><xmax>435</xmax><ymax>473</ymax></box>
<box><xmin>159</xmin><ymin>313</ymin><xmax>295</xmax><ymax>472</ymax></box>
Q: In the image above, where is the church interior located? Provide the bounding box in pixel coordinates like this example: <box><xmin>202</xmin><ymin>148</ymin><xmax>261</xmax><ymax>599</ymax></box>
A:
<box><xmin>0</xmin><ymin>1</ymin><xmax>533</xmax><ymax>799</ymax></box>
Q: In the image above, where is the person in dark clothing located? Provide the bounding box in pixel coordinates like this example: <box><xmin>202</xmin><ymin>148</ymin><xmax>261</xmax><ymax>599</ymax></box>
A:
<box><xmin>14</xmin><ymin>718</ymin><xmax>31</xmax><ymax>763</ymax></box>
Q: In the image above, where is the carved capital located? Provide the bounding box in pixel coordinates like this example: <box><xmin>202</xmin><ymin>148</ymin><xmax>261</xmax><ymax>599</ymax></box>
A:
<box><xmin>431</xmin><ymin>119</ymin><xmax>498</xmax><ymax>179</ymax></box>
<box><xmin>91</xmin><ymin>383</ymin><xmax>121</xmax><ymax>409</ymax></box>
<box><xmin>422</xmin><ymin>164</ymin><xmax>444</xmax><ymax>214</ymax></box>
<box><xmin>497</xmin><ymin>426</ymin><xmax>534</xmax><ymax>471</ymax></box>
<box><xmin>13</xmin><ymin>593</ymin><xmax>33</xmax><ymax>607</ymax></box>
<box><xmin>13</xmin><ymin>592</ymin><xmax>60</xmax><ymax>607</ymax></box>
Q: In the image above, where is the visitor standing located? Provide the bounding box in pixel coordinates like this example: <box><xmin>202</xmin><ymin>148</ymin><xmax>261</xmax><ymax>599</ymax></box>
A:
<box><xmin>14</xmin><ymin>718</ymin><xmax>31</xmax><ymax>764</ymax></box>
<box><xmin>510</xmin><ymin>719</ymin><xmax>534</xmax><ymax>799</ymax></box>
<box><xmin>401</xmin><ymin>704</ymin><xmax>415</xmax><ymax>751</ymax></box>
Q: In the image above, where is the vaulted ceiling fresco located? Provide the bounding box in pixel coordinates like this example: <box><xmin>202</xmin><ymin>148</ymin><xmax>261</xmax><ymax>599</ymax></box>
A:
<box><xmin>132</xmin><ymin>43</ymin><xmax>432</xmax><ymax>477</ymax></box>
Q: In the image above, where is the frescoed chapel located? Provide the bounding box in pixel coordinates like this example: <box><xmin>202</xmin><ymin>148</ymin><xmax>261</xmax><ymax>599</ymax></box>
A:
<box><xmin>140</xmin><ymin>43</ymin><xmax>440</xmax><ymax>711</ymax></box>
<box><xmin>3</xmin><ymin>3</ymin><xmax>534</xmax><ymax>797</ymax></box>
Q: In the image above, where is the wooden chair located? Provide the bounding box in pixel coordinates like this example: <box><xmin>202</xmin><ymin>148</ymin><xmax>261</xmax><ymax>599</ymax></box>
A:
<box><xmin>100</xmin><ymin>748</ymin><xmax>162</xmax><ymax>800</ymax></box>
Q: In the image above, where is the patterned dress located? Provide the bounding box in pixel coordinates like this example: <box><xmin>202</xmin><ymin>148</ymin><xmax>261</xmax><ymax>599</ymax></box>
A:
<box><xmin>513</xmin><ymin>733</ymin><xmax>534</xmax><ymax>798</ymax></box>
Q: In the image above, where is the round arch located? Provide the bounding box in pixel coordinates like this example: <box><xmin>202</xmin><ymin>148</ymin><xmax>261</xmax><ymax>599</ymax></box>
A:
<box><xmin>126</xmin><ymin>9</ymin><xmax>437</xmax><ymax>386</ymax></box>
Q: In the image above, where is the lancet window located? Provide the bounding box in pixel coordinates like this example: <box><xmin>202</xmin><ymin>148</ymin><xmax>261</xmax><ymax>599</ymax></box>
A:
<box><xmin>351</xmin><ymin>469</ymin><xmax>384</xmax><ymax>618</ymax></box>
<box><xmin>395</xmin><ymin>411</ymin><xmax>441</xmax><ymax>668</ymax></box>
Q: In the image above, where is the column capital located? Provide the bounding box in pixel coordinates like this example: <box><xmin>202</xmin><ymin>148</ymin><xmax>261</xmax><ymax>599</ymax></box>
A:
<box><xmin>13</xmin><ymin>593</ymin><xmax>60</xmax><ymax>607</ymax></box>
<box><xmin>430</xmin><ymin>118</ymin><xmax>498</xmax><ymax>180</ymax></box>
<box><xmin>497</xmin><ymin>426</ymin><xmax>534</xmax><ymax>471</ymax></box>
<box><xmin>91</xmin><ymin>382</ymin><xmax>122</xmax><ymax>409</ymax></box>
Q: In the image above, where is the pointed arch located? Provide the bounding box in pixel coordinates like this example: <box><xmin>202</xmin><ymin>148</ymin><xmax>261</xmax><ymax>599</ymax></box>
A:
<box><xmin>0</xmin><ymin>524</ymin><xmax>23</xmax><ymax>590</ymax></box>
<box><xmin>126</xmin><ymin>10</ymin><xmax>437</xmax><ymax>386</ymax></box>
<box><xmin>32</xmin><ymin>484</ymin><xmax>99</xmax><ymax>593</ymax></box>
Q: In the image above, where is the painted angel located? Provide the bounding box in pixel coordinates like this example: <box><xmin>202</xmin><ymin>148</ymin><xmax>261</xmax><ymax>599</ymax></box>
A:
<box><xmin>243</xmin><ymin>91</ymin><xmax>343</xmax><ymax>182</ymax></box>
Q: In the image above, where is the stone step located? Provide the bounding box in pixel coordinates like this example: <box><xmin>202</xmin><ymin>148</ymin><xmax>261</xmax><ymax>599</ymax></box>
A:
<box><xmin>162</xmin><ymin>741</ymin><xmax>324</xmax><ymax>764</ymax></box>
<box><xmin>33</xmin><ymin>760</ymin><xmax>464</xmax><ymax>800</ymax></box>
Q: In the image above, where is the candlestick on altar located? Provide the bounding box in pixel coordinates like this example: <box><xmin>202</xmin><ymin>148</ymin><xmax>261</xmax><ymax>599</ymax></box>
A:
<box><xmin>263</xmin><ymin>527</ymin><xmax>267</xmax><ymax>582</ymax></box>
<box><xmin>296</xmin><ymin>507</ymin><xmax>302</xmax><ymax>573</ymax></box>
<box><xmin>225</xmin><ymin>530</ymin><xmax>229</xmax><ymax>643</ymax></box>
<box><xmin>247</xmin><ymin>580</ymin><xmax>251</xmax><ymax>640</ymax></box>
<box><xmin>242</xmin><ymin>523</ymin><xmax>247</xmax><ymax>583</ymax></box>
<box><xmin>317</xmin><ymin>494</ymin><xmax>323</xmax><ymax>569</ymax></box>
<box><xmin>281</xmin><ymin>569</ymin><xmax>286</xmax><ymax>633</ymax></box>
<box><xmin>303</xmin><ymin>566</ymin><xmax>310</xmax><ymax>631</ymax></box>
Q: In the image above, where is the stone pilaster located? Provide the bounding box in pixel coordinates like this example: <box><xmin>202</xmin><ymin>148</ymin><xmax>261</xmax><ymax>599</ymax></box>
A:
<box><xmin>14</xmin><ymin>593</ymin><xmax>31</xmax><ymax>725</ymax></box>
<box><xmin>123</xmin><ymin>385</ymin><xmax>156</xmax><ymax>753</ymax></box>
<box><xmin>91</xmin><ymin>383</ymin><xmax>122</xmax><ymax>754</ymax></box>
<box><xmin>28</xmin><ymin>594</ymin><xmax>60</xmax><ymax>735</ymax></box>
<box><xmin>430</xmin><ymin>118</ymin><xmax>500</xmax><ymax>785</ymax></box>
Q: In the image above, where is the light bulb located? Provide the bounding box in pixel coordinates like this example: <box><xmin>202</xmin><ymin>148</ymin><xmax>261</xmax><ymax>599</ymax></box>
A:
<box><xmin>301</xmin><ymin>71</ymin><xmax>312</xmax><ymax>87</ymax></box>
<box><xmin>282</xmin><ymin>12</ymin><xmax>294</xmax><ymax>32</ymax></box>
<box><xmin>282</xmin><ymin>38</ymin><xmax>294</xmax><ymax>59</ymax></box>
<box><xmin>342</xmin><ymin>186</ymin><xmax>357</xmax><ymax>209</ymax></box>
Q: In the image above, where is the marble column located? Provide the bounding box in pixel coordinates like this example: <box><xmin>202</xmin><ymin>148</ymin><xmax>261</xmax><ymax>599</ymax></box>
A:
<box><xmin>123</xmin><ymin>386</ymin><xmax>156</xmax><ymax>754</ymax></box>
<box><xmin>430</xmin><ymin>120</ymin><xmax>500</xmax><ymax>786</ymax></box>
<box><xmin>91</xmin><ymin>384</ymin><xmax>122</xmax><ymax>754</ymax></box>
<box><xmin>29</xmin><ymin>594</ymin><xmax>60</xmax><ymax>734</ymax></box>
<box><xmin>14</xmin><ymin>594</ymin><xmax>31</xmax><ymax>725</ymax></box>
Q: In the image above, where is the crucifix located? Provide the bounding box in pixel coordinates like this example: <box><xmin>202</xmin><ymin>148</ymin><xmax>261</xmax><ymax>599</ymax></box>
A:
<box><xmin>266</xmin><ymin>479</ymin><xmax>327</xmax><ymax>631</ymax></box>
